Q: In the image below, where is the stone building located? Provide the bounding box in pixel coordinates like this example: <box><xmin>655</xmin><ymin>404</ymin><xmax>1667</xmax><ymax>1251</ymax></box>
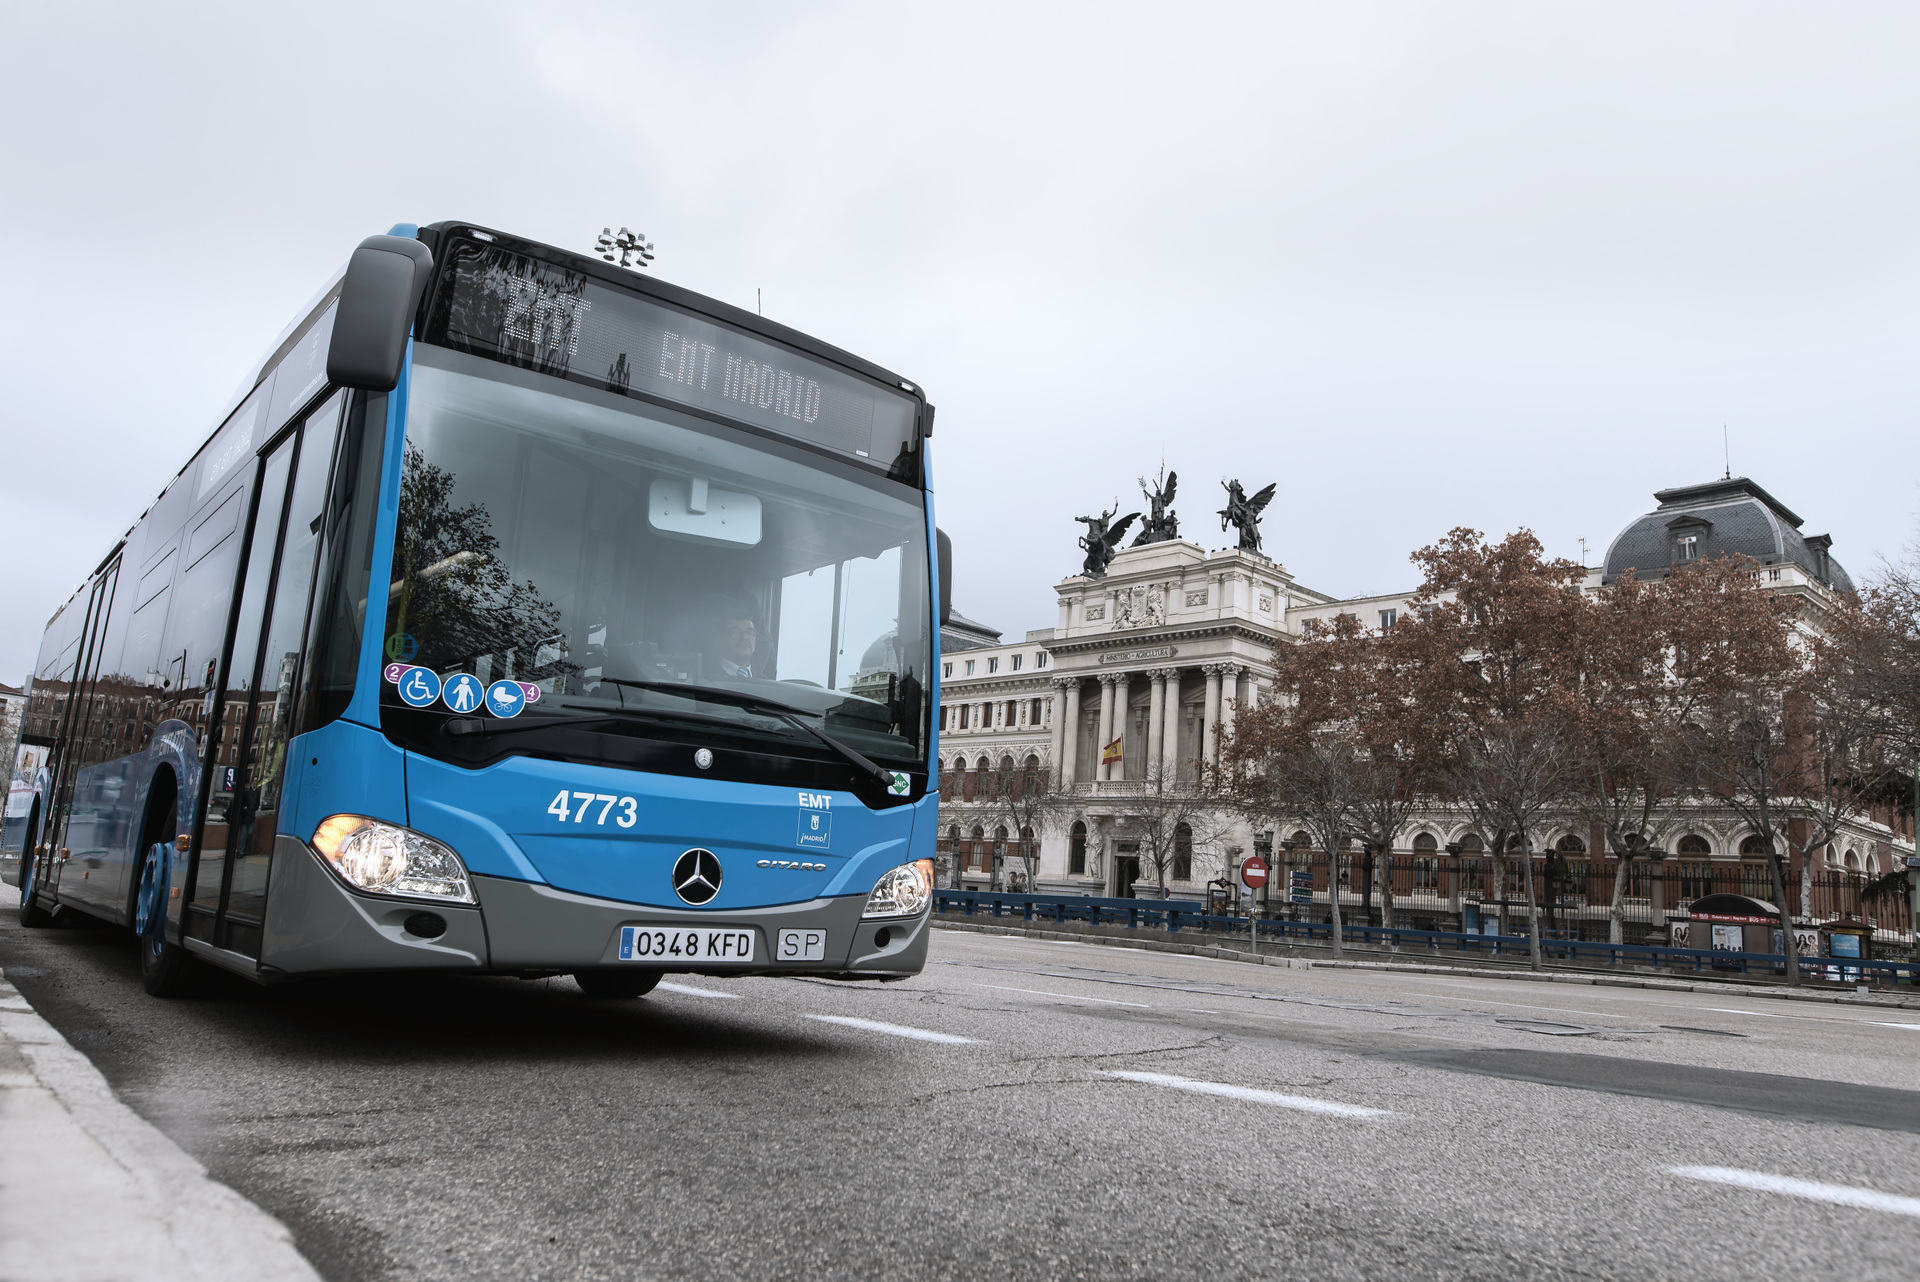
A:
<box><xmin>935</xmin><ymin>477</ymin><xmax>1914</xmax><ymax>941</ymax></box>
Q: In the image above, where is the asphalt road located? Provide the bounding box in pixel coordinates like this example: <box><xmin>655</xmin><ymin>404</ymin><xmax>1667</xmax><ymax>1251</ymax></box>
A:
<box><xmin>4</xmin><ymin>899</ymin><xmax>1919</xmax><ymax>1280</ymax></box>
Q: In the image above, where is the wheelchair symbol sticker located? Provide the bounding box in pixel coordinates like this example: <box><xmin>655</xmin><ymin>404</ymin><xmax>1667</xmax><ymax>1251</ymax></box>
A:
<box><xmin>441</xmin><ymin>673</ymin><xmax>484</xmax><ymax>714</ymax></box>
<box><xmin>485</xmin><ymin>680</ymin><xmax>526</xmax><ymax>718</ymax></box>
<box><xmin>396</xmin><ymin>666</ymin><xmax>441</xmax><ymax>707</ymax></box>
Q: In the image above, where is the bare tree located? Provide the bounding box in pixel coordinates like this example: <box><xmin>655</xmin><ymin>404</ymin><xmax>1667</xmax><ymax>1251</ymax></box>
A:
<box><xmin>1113</xmin><ymin>757</ymin><xmax>1233</xmax><ymax>900</ymax></box>
<box><xmin>979</xmin><ymin>747</ymin><xmax>1074</xmax><ymax>891</ymax></box>
<box><xmin>1223</xmin><ymin>614</ymin><xmax>1400</xmax><ymax>955</ymax></box>
<box><xmin>1398</xmin><ymin>529</ymin><xmax>1591</xmax><ymax>971</ymax></box>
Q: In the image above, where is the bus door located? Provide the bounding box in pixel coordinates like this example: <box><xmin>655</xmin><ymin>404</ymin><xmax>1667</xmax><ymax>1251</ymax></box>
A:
<box><xmin>45</xmin><ymin>559</ymin><xmax>121</xmax><ymax>890</ymax></box>
<box><xmin>190</xmin><ymin>398</ymin><xmax>342</xmax><ymax>958</ymax></box>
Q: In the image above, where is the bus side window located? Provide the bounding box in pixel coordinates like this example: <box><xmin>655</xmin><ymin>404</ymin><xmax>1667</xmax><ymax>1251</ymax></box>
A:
<box><xmin>295</xmin><ymin>391</ymin><xmax>385</xmax><ymax>736</ymax></box>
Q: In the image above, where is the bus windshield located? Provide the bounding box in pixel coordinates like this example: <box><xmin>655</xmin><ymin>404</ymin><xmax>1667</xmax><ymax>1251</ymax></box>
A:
<box><xmin>379</xmin><ymin>346</ymin><xmax>931</xmax><ymax>775</ymax></box>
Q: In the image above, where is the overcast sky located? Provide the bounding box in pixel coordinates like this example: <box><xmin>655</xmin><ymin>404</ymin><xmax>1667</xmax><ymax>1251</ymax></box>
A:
<box><xmin>2</xmin><ymin>1</ymin><xmax>1915</xmax><ymax>677</ymax></box>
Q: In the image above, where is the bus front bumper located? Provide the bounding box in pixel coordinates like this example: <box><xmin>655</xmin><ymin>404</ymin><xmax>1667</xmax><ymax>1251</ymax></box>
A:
<box><xmin>258</xmin><ymin>837</ymin><xmax>929</xmax><ymax>980</ymax></box>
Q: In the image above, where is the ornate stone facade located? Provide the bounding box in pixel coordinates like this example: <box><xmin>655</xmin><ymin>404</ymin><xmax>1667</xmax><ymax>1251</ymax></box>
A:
<box><xmin>934</xmin><ymin>477</ymin><xmax>1915</xmax><ymax>922</ymax></box>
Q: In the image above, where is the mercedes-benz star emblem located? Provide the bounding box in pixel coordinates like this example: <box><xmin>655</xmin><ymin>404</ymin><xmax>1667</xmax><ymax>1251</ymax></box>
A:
<box><xmin>672</xmin><ymin>848</ymin><xmax>723</xmax><ymax>905</ymax></box>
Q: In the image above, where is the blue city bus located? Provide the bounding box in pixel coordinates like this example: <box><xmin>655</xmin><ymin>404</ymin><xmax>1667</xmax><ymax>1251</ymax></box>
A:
<box><xmin>7</xmin><ymin>224</ymin><xmax>947</xmax><ymax>998</ymax></box>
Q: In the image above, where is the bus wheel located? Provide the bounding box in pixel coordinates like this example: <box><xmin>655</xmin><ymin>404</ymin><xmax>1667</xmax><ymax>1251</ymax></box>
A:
<box><xmin>135</xmin><ymin>842</ymin><xmax>195</xmax><ymax>997</ymax></box>
<box><xmin>573</xmin><ymin>970</ymin><xmax>661</xmax><ymax>999</ymax></box>
<box><xmin>18</xmin><ymin>845</ymin><xmax>54</xmax><ymax>928</ymax></box>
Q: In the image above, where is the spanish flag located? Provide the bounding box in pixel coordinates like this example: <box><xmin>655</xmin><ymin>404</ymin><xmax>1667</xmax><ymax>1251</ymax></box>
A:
<box><xmin>1101</xmin><ymin>737</ymin><xmax>1123</xmax><ymax>766</ymax></box>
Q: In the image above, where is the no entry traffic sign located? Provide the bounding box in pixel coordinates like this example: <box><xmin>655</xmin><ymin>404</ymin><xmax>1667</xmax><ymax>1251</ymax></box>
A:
<box><xmin>1240</xmin><ymin>855</ymin><xmax>1269</xmax><ymax>889</ymax></box>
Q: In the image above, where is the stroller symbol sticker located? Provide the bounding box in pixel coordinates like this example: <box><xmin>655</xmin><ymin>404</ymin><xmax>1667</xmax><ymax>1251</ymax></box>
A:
<box><xmin>485</xmin><ymin>680</ymin><xmax>526</xmax><ymax>718</ymax></box>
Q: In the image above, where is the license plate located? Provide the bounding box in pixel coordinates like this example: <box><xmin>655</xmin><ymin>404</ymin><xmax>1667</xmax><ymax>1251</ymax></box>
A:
<box><xmin>778</xmin><ymin>929</ymin><xmax>828</xmax><ymax>962</ymax></box>
<box><xmin>618</xmin><ymin>926</ymin><xmax>755</xmax><ymax>962</ymax></box>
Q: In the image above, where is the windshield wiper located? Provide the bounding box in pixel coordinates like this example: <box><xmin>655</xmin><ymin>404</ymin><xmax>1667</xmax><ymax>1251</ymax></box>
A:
<box><xmin>595</xmin><ymin>678</ymin><xmax>898</xmax><ymax>788</ymax></box>
<box><xmin>441</xmin><ymin>680</ymin><xmax>901</xmax><ymax>790</ymax></box>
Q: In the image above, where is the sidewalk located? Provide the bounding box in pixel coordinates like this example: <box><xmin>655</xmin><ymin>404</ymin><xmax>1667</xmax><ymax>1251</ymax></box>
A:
<box><xmin>0</xmin><ymin>902</ymin><xmax>321</xmax><ymax>1281</ymax></box>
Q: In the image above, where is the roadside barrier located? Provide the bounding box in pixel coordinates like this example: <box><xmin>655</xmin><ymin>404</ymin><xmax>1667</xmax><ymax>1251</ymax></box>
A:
<box><xmin>933</xmin><ymin>889</ymin><xmax>1920</xmax><ymax>987</ymax></box>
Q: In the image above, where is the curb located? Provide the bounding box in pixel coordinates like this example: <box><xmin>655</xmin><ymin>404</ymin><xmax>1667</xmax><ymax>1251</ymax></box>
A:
<box><xmin>931</xmin><ymin>920</ymin><xmax>1920</xmax><ymax>1010</ymax></box>
<box><xmin>0</xmin><ymin>966</ymin><xmax>322</xmax><ymax>1282</ymax></box>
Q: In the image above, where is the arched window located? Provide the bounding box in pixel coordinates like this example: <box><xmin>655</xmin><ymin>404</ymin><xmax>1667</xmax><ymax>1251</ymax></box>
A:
<box><xmin>1555</xmin><ymin>834</ymin><xmax>1585</xmax><ymax>854</ymax></box>
<box><xmin>997</xmin><ymin>755</ymin><xmax>1015</xmax><ymax>801</ymax></box>
<box><xmin>1677</xmin><ymin>834</ymin><xmax>1710</xmax><ymax>856</ymax></box>
<box><xmin>1413</xmin><ymin>832</ymin><xmax>1439</xmax><ymax>889</ymax></box>
<box><xmin>1069</xmin><ymin>820</ymin><xmax>1088</xmax><ymax>876</ymax></box>
<box><xmin>1844</xmin><ymin>848</ymin><xmax>1861</xmax><ymax>873</ymax></box>
<box><xmin>1022</xmin><ymin>754</ymin><xmax>1041</xmax><ymax>798</ymax></box>
<box><xmin>1173</xmin><ymin>822</ymin><xmax>1193</xmax><ymax>882</ymax></box>
<box><xmin>1740</xmin><ymin>834</ymin><xmax>1772</xmax><ymax>857</ymax></box>
<box><xmin>960</xmin><ymin>758</ymin><xmax>977</xmax><ymax>803</ymax></box>
<box><xmin>975</xmin><ymin>756</ymin><xmax>992</xmax><ymax>801</ymax></box>
<box><xmin>1019</xmin><ymin>825</ymin><xmax>1035</xmax><ymax>861</ymax></box>
<box><xmin>969</xmin><ymin>825</ymin><xmax>986</xmax><ymax>870</ymax></box>
<box><xmin>1458</xmin><ymin>833</ymin><xmax>1485</xmax><ymax>892</ymax></box>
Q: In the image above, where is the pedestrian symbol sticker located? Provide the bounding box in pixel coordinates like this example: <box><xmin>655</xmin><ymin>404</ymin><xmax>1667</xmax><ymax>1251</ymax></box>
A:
<box><xmin>396</xmin><ymin>666</ymin><xmax>441</xmax><ymax>708</ymax></box>
<box><xmin>797</xmin><ymin>809</ymin><xmax>832</xmax><ymax>851</ymax></box>
<box><xmin>485</xmin><ymin>680</ymin><xmax>526</xmax><ymax>718</ymax></box>
<box><xmin>442</xmin><ymin>673</ymin><xmax>484</xmax><ymax>714</ymax></box>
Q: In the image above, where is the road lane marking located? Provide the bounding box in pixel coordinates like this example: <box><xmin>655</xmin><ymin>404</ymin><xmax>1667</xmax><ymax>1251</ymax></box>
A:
<box><xmin>1098</xmin><ymin>1071</ymin><xmax>1390</xmax><ymax>1118</ymax></box>
<box><xmin>976</xmin><ymin>984</ymin><xmax>1150</xmax><ymax>1008</ymax></box>
<box><xmin>657</xmin><ymin>981</ymin><xmax>740</xmax><ymax>999</ymax></box>
<box><xmin>1871</xmin><ymin>1022</ymin><xmax>1920</xmax><ymax>1031</ymax></box>
<box><xmin>1671</xmin><ymin>1166</ymin><xmax>1920</xmax><ymax>1219</ymax></box>
<box><xmin>806</xmin><ymin>1015</ymin><xmax>979</xmax><ymax>1044</ymax></box>
<box><xmin>1705</xmin><ymin>1008</ymin><xmax>1789</xmax><ymax>1018</ymax></box>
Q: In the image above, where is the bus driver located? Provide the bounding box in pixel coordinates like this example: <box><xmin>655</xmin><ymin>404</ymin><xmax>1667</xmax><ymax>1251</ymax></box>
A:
<box><xmin>705</xmin><ymin>600</ymin><xmax>760</xmax><ymax>680</ymax></box>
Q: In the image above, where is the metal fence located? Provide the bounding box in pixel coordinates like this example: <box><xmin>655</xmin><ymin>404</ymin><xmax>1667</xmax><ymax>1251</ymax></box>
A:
<box><xmin>1236</xmin><ymin>853</ymin><xmax>1914</xmax><ymax>948</ymax></box>
<box><xmin>933</xmin><ymin>888</ymin><xmax>1920</xmax><ymax>987</ymax></box>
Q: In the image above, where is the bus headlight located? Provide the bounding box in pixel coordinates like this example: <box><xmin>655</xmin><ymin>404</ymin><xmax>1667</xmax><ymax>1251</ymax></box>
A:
<box><xmin>862</xmin><ymin>859</ymin><xmax>933</xmax><ymax>919</ymax></box>
<box><xmin>311</xmin><ymin>815</ymin><xmax>475</xmax><ymax>904</ymax></box>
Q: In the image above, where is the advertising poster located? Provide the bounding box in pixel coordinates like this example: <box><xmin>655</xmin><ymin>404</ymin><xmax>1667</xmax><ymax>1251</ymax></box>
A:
<box><xmin>1710</xmin><ymin>924</ymin><xmax>1744</xmax><ymax>953</ymax></box>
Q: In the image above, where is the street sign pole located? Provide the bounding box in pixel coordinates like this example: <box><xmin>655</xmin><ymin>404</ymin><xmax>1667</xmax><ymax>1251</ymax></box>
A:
<box><xmin>1240</xmin><ymin>856</ymin><xmax>1270</xmax><ymax>956</ymax></box>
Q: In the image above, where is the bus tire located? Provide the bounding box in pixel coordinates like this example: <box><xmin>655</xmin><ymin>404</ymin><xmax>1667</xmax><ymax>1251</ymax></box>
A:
<box><xmin>135</xmin><ymin>841</ymin><xmax>195</xmax><ymax>997</ymax></box>
<box><xmin>573</xmin><ymin>969</ymin><xmax>661</xmax><ymax>999</ymax></box>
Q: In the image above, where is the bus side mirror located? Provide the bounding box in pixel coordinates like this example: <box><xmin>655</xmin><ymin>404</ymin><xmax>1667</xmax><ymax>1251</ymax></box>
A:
<box><xmin>327</xmin><ymin>235</ymin><xmax>434</xmax><ymax>392</ymax></box>
<box><xmin>936</xmin><ymin>528</ymin><xmax>953</xmax><ymax>627</ymax></box>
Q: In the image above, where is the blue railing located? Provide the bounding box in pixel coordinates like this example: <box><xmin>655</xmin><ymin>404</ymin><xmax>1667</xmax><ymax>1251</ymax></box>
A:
<box><xmin>932</xmin><ymin>889</ymin><xmax>1920</xmax><ymax>986</ymax></box>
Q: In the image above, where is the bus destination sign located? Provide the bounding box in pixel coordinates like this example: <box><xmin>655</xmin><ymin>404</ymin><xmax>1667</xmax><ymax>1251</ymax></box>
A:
<box><xmin>427</xmin><ymin>238</ymin><xmax>919</xmax><ymax>469</ymax></box>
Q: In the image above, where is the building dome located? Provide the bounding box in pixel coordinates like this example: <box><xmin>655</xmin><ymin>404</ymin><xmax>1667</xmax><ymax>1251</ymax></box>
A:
<box><xmin>1601</xmin><ymin>477</ymin><xmax>1853</xmax><ymax>593</ymax></box>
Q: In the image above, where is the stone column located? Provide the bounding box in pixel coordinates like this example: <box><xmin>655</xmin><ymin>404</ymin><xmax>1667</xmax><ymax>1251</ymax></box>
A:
<box><xmin>1048</xmin><ymin>677</ymin><xmax>1072</xmax><ymax>778</ymax></box>
<box><xmin>1218</xmin><ymin>663</ymin><xmax>1241</xmax><ymax>758</ymax></box>
<box><xmin>1161</xmin><ymin>668</ymin><xmax>1184</xmax><ymax>780</ymax></box>
<box><xmin>1238</xmin><ymin>669</ymin><xmax>1256</xmax><ymax>714</ymax></box>
<box><xmin>1059</xmin><ymin>679</ymin><xmax>1082</xmax><ymax>786</ymax></box>
<box><xmin>1096</xmin><ymin>674</ymin><xmax>1118</xmax><ymax>782</ymax></box>
<box><xmin>1111</xmin><ymin>671</ymin><xmax>1132</xmax><ymax>779</ymax></box>
<box><xmin>1146</xmin><ymin>670</ymin><xmax>1168</xmax><ymax>776</ymax></box>
<box><xmin>1202</xmin><ymin>664</ymin><xmax>1224</xmax><ymax>767</ymax></box>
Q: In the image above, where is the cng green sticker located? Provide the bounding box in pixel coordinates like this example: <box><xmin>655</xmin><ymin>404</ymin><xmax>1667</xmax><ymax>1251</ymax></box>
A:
<box><xmin>887</xmin><ymin>771</ymin><xmax>911</xmax><ymax>796</ymax></box>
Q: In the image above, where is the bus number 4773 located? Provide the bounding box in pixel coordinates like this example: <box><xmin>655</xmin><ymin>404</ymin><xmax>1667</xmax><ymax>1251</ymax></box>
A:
<box><xmin>548</xmin><ymin>790</ymin><xmax>639</xmax><ymax>827</ymax></box>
